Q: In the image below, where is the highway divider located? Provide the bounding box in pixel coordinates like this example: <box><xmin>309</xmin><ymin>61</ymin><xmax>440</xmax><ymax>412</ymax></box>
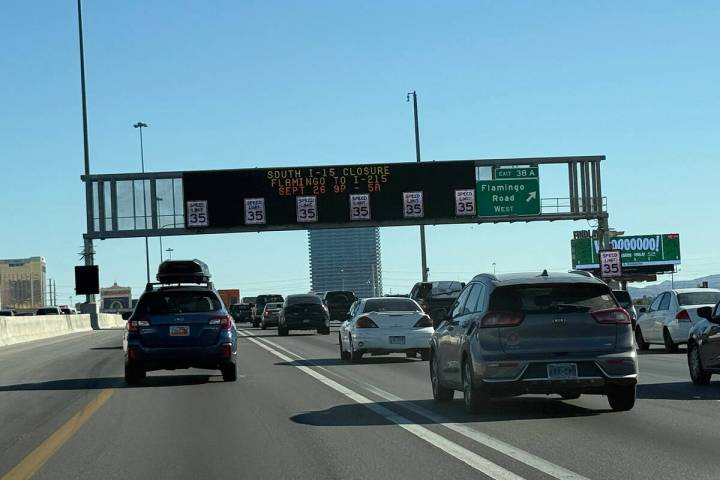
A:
<box><xmin>0</xmin><ymin>313</ymin><xmax>126</xmax><ymax>347</ymax></box>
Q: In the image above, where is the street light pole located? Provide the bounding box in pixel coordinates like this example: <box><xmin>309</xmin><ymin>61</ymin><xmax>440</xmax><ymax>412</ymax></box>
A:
<box><xmin>133</xmin><ymin>121</ymin><xmax>150</xmax><ymax>283</ymax></box>
<box><xmin>407</xmin><ymin>91</ymin><xmax>428</xmax><ymax>282</ymax></box>
<box><xmin>166</xmin><ymin>248</ymin><xmax>174</xmax><ymax>260</ymax></box>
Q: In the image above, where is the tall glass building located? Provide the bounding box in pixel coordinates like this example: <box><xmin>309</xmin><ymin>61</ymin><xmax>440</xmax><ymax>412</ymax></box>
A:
<box><xmin>308</xmin><ymin>228</ymin><xmax>382</xmax><ymax>298</ymax></box>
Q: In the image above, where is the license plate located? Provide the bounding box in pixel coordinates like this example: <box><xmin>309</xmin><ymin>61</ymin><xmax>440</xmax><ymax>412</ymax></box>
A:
<box><xmin>389</xmin><ymin>336</ymin><xmax>405</xmax><ymax>345</ymax></box>
<box><xmin>169</xmin><ymin>325</ymin><xmax>190</xmax><ymax>337</ymax></box>
<box><xmin>547</xmin><ymin>363</ymin><xmax>577</xmax><ymax>379</ymax></box>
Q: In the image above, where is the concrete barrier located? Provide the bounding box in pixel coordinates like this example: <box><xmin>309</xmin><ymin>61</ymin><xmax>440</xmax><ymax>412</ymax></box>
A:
<box><xmin>0</xmin><ymin>313</ymin><xmax>126</xmax><ymax>347</ymax></box>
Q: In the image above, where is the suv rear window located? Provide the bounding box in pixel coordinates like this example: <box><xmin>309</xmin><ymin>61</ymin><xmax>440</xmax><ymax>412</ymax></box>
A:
<box><xmin>363</xmin><ymin>298</ymin><xmax>421</xmax><ymax>312</ymax></box>
<box><xmin>141</xmin><ymin>291</ymin><xmax>222</xmax><ymax>314</ymax></box>
<box><xmin>613</xmin><ymin>290</ymin><xmax>632</xmax><ymax>307</ymax></box>
<box><xmin>325</xmin><ymin>291</ymin><xmax>356</xmax><ymax>304</ymax></box>
<box><xmin>286</xmin><ymin>295</ymin><xmax>322</xmax><ymax>305</ymax></box>
<box><xmin>489</xmin><ymin>284</ymin><xmax>617</xmax><ymax>314</ymax></box>
<box><xmin>678</xmin><ymin>292</ymin><xmax>720</xmax><ymax>306</ymax></box>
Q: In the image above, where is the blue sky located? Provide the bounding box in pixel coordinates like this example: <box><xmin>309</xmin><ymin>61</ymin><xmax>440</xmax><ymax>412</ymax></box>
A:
<box><xmin>1</xmin><ymin>1</ymin><xmax>719</xmax><ymax>302</ymax></box>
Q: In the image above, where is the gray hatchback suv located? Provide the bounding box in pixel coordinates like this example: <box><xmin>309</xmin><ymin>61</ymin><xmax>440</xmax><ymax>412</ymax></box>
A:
<box><xmin>429</xmin><ymin>271</ymin><xmax>637</xmax><ymax>413</ymax></box>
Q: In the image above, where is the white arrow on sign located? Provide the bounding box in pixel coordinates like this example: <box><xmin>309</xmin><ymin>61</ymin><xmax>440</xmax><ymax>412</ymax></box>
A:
<box><xmin>526</xmin><ymin>191</ymin><xmax>537</xmax><ymax>202</ymax></box>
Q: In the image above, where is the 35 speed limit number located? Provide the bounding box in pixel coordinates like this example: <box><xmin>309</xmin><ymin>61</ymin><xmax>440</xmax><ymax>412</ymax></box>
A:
<box><xmin>349</xmin><ymin>194</ymin><xmax>371</xmax><ymax>221</ymax></box>
<box><xmin>186</xmin><ymin>200</ymin><xmax>209</xmax><ymax>227</ymax></box>
<box><xmin>454</xmin><ymin>189</ymin><xmax>476</xmax><ymax>216</ymax></box>
<box><xmin>296</xmin><ymin>196</ymin><xmax>318</xmax><ymax>223</ymax></box>
<box><xmin>403</xmin><ymin>192</ymin><xmax>424</xmax><ymax>218</ymax></box>
<box><xmin>244</xmin><ymin>198</ymin><xmax>266</xmax><ymax>225</ymax></box>
<box><xmin>599</xmin><ymin>249</ymin><xmax>623</xmax><ymax>278</ymax></box>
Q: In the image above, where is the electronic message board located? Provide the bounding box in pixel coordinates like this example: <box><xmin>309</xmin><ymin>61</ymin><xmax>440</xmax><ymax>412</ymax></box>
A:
<box><xmin>182</xmin><ymin>161</ymin><xmax>476</xmax><ymax>229</ymax></box>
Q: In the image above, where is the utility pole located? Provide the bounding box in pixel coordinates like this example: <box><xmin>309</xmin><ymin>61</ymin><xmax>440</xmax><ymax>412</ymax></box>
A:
<box><xmin>53</xmin><ymin>279</ymin><xmax>57</xmax><ymax>306</ymax></box>
<box><xmin>48</xmin><ymin>278</ymin><xmax>52</xmax><ymax>306</ymax></box>
<box><xmin>407</xmin><ymin>91</ymin><xmax>428</xmax><ymax>282</ymax></box>
<box><xmin>166</xmin><ymin>248</ymin><xmax>174</xmax><ymax>260</ymax></box>
<box><xmin>134</xmin><ymin>121</ymin><xmax>150</xmax><ymax>283</ymax></box>
<box><xmin>78</xmin><ymin>0</ymin><xmax>95</xmax><ymax>304</ymax></box>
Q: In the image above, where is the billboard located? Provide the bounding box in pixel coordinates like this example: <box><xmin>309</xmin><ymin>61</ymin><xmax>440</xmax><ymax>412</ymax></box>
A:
<box><xmin>182</xmin><ymin>161</ymin><xmax>476</xmax><ymax>229</ymax></box>
<box><xmin>571</xmin><ymin>234</ymin><xmax>681</xmax><ymax>270</ymax></box>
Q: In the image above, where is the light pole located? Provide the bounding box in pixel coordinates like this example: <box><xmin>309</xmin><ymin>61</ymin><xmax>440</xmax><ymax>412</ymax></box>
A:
<box><xmin>407</xmin><ymin>91</ymin><xmax>428</xmax><ymax>282</ymax></box>
<box><xmin>492</xmin><ymin>262</ymin><xmax>497</xmax><ymax>275</ymax></box>
<box><xmin>166</xmin><ymin>248</ymin><xmax>174</xmax><ymax>260</ymax></box>
<box><xmin>133</xmin><ymin>121</ymin><xmax>150</xmax><ymax>282</ymax></box>
<box><xmin>158</xmin><ymin>221</ymin><xmax>175</xmax><ymax>262</ymax></box>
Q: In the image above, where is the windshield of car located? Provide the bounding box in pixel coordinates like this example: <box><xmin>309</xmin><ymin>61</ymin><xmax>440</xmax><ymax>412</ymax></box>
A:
<box><xmin>286</xmin><ymin>295</ymin><xmax>322</xmax><ymax>305</ymax></box>
<box><xmin>325</xmin><ymin>291</ymin><xmax>356</xmax><ymax>304</ymax></box>
<box><xmin>490</xmin><ymin>284</ymin><xmax>617</xmax><ymax>313</ymax></box>
<box><xmin>363</xmin><ymin>298</ymin><xmax>421</xmax><ymax>313</ymax></box>
<box><xmin>265</xmin><ymin>303</ymin><xmax>283</xmax><ymax>309</ymax></box>
<box><xmin>677</xmin><ymin>292</ymin><xmax>720</xmax><ymax>306</ymax></box>
<box><xmin>613</xmin><ymin>290</ymin><xmax>632</xmax><ymax>307</ymax></box>
<box><xmin>140</xmin><ymin>291</ymin><xmax>222</xmax><ymax>314</ymax></box>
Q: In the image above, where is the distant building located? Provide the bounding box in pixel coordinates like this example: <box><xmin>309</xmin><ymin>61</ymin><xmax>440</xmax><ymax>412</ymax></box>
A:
<box><xmin>308</xmin><ymin>228</ymin><xmax>382</xmax><ymax>298</ymax></box>
<box><xmin>0</xmin><ymin>257</ymin><xmax>46</xmax><ymax>310</ymax></box>
<box><xmin>100</xmin><ymin>283</ymin><xmax>132</xmax><ymax>313</ymax></box>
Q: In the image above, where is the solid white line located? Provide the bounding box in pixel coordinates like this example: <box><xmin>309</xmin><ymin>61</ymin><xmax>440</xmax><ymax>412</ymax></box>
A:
<box><xmin>239</xmin><ymin>329</ymin><xmax>591</xmax><ymax>480</ymax></box>
<box><xmin>238</xmin><ymin>330</ymin><xmax>525</xmax><ymax>480</ymax></box>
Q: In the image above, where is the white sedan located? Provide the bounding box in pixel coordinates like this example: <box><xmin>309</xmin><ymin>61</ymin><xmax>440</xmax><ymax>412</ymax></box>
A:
<box><xmin>635</xmin><ymin>288</ymin><xmax>720</xmax><ymax>352</ymax></box>
<box><xmin>339</xmin><ymin>297</ymin><xmax>434</xmax><ymax>363</ymax></box>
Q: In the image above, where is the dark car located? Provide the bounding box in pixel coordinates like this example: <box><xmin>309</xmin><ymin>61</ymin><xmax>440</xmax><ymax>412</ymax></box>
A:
<box><xmin>123</xmin><ymin>259</ymin><xmax>238</xmax><ymax>384</ymax></box>
<box><xmin>612</xmin><ymin>290</ymin><xmax>638</xmax><ymax>328</ymax></box>
<box><xmin>430</xmin><ymin>271</ymin><xmax>637</xmax><ymax>413</ymax></box>
<box><xmin>260</xmin><ymin>302</ymin><xmax>283</xmax><ymax>329</ymax></box>
<box><xmin>410</xmin><ymin>281</ymin><xmax>465</xmax><ymax>328</ymax></box>
<box><xmin>229</xmin><ymin>303</ymin><xmax>253</xmax><ymax>323</ymax></box>
<box><xmin>36</xmin><ymin>306</ymin><xmax>62</xmax><ymax>315</ymax></box>
<box><xmin>278</xmin><ymin>294</ymin><xmax>330</xmax><ymax>336</ymax></box>
<box><xmin>0</xmin><ymin>309</ymin><xmax>17</xmax><ymax>316</ymax></box>
<box><xmin>253</xmin><ymin>294</ymin><xmax>284</xmax><ymax>327</ymax></box>
<box><xmin>687</xmin><ymin>301</ymin><xmax>720</xmax><ymax>384</ymax></box>
<box><xmin>322</xmin><ymin>291</ymin><xmax>357</xmax><ymax>322</ymax></box>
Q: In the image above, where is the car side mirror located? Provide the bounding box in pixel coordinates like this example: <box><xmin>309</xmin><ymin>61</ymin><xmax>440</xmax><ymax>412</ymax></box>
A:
<box><xmin>639</xmin><ymin>307</ymin><xmax>647</xmax><ymax>314</ymax></box>
<box><xmin>697</xmin><ymin>306</ymin><xmax>713</xmax><ymax>321</ymax></box>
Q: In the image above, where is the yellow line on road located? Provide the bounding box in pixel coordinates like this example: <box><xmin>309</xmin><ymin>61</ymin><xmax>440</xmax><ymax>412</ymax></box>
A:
<box><xmin>1</xmin><ymin>388</ymin><xmax>114</xmax><ymax>480</ymax></box>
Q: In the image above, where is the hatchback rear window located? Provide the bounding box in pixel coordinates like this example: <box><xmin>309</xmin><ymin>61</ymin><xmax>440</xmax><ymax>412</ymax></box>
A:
<box><xmin>363</xmin><ymin>298</ymin><xmax>421</xmax><ymax>312</ymax></box>
<box><xmin>325</xmin><ymin>291</ymin><xmax>357</xmax><ymax>304</ymax></box>
<box><xmin>489</xmin><ymin>284</ymin><xmax>617</xmax><ymax>314</ymax></box>
<box><xmin>677</xmin><ymin>292</ymin><xmax>720</xmax><ymax>306</ymax></box>
<box><xmin>286</xmin><ymin>295</ymin><xmax>322</xmax><ymax>305</ymax></box>
<box><xmin>141</xmin><ymin>291</ymin><xmax>222</xmax><ymax>314</ymax></box>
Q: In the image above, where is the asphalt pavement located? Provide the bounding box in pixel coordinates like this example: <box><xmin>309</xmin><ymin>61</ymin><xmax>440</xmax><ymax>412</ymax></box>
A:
<box><xmin>0</xmin><ymin>325</ymin><xmax>718</xmax><ymax>480</ymax></box>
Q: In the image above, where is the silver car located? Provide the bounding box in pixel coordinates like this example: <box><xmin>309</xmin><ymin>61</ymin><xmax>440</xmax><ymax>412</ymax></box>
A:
<box><xmin>429</xmin><ymin>271</ymin><xmax>637</xmax><ymax>413</ymax></box>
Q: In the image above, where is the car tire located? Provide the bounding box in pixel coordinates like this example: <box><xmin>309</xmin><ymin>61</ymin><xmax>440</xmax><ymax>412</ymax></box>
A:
<box><xmin>635</xmin><ymin>326</ymin><xmax>649</xmax><ymax>351</ymax></box>
<box><xmin>278</xmin><ymin>325</ymin><xmax>289</xmax><ymax>336</ymax></box>
<box><xmin>221</xmin><ymin>362</ymin><xmax>237</xmax><ymax>382</ymax></box>
<box><xmin>430</xmin><ymin>351</ymin><xmax>454</xmax><ymax>402</ymax></box>
<box><xmin>663</xmin><ymin>328</ymin><xmax>679</xmax><ymax>353</ymax></box>
<box><xmin>405</xmin><ymin>350</ymin><xmax>417</xmax><ymax>358</ymax></box>
<box><xmin>339</xmin><ymin>333</ymin><xmax>350</xmax><ymax>361</ymax></box>
<box><xmin>462</xmin><ymin>358</ymin><xmax>489</xmax><ymax>414</ymax></box>
<box><xmin>261</xmin><ymin>321</ymin><xmax>267</xmax><ymax>330</ymax></box>
<box><xmin>252</xmin><ymin>321</ymin><xmax>259</xmax><ymax>328</ymax></box>
<box><xmin>124</xmin><ymin>362</ymin><xmax>145</xmax><ymax>385</ymax></box>
<box><xmin>318</xmin><ymin>326</ymin><xmax>330</xmax><ymax>335</ymax></box>
<box><xmin>349</xmin><ymin>337</ymin><xmax>363</xmax><ymax>364</ymax></box>
<box><xmin>688</xmin><ymin>342</ymin><xmax>712</xmax><ymax>385</ymax></box>
<box><xmin>420</xmin><ymin>349</ymin><xmax>430</xmax><ymax>361</ymax></box>
<box><xmin>607</xmin><ymin>385</ymin><xmax>636</xmax><ymax>411</ymax></box>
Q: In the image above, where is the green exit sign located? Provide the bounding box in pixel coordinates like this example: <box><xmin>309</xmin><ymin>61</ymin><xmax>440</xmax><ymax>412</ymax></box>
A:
<box><xmin>476</xmin><ymin>178</ymin><xmax>540</xmax><ymax>216</ymax></box>
<box><xmin>493</xmin><ymin>166</ymin><xmax>539</xmax><ymax>179</ymax></box>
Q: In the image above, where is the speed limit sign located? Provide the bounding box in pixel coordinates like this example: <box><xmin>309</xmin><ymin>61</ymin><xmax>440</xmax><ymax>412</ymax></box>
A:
<box><xmin>403</xmin><ymin>191</ymin><xmax>424</xmax><ymax>218</ymax></box>
<box><xmin>349</xmin><ymin>194</ymin><xmax>371</xmax><ymax>221</ymax></box>
<box><xmin>244</xmin><ymin>198</ymin><xmax>266</xmax><ymax>225</ymax></box>
<box><xmin>599</xmin><ymin>249</ymin><xmax>623</xmax><ymax>278</ymax></box>
<box><xmin>454</xmin><ymin>189</ymin><xmax>476</xmax><ymax>216</ymax></box>
<box><xmin>186</xmin><ymin>200</ymin><xmax>209</xmax><ymax>227</ymax></box>
<box><xmin>296</xmin><ymin>196</ymin><xmax>318</xmax><ymax>223</ymax></box>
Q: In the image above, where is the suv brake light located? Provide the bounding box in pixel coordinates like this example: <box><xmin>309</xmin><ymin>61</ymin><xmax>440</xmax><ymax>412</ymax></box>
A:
<box><xmin>127</xmin><ymin>316</ymin><xmax>150</xmax><ymax>332</ymax></box>
<box><xmin>356</xmin><ymin>316</ymin><xmax>379</xmax><ymax>328</ymax></box>
<box><xmin>480</xmin><ymin>311</ymin><xmax>524</xmax><ymax>328</ymax></box>
<box><xmin>413</xmin><ymin>315</ymin><xmax>433</xmax><ymax>328</ymax></box>
<box><xmin>675</xmin><ymin>310</ymin><xmax>690</xmax><ymax>321</ymax></box>
<box><xmin>592</xmin><ymin>308</ymin><xmax>631</xmax><ymax>324</ymax></box>
<box><xmin>209</xmin><ymin>314</ymin><xmax>233</xmax><ymax>329</ymax></box>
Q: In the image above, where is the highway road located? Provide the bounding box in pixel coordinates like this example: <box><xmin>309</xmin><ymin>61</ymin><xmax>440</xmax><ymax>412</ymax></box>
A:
<box><xmin>1</xmin><ymin>326</ymin><xmax>718</xmax><ymax>480</ymax></box>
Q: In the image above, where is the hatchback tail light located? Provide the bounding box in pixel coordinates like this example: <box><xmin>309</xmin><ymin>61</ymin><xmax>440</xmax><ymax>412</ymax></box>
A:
<box><xmin>675</xmin><ymin>310</ymin><xmax>690</xmax><ymax>322</ymax></box>
<box><xmin>127</xmin><ymin>315</ymin><xmax>150</xmax><ymax>332</ymax></box>
<box><xmin>414</xmin><ymin>315</ymin><xmax>433</xmax><ymax>328</ymax></box>
<box><xmin>356</xmin><ymin>316</ymin><xmax>379</xmax><ymax>328</ymax></box>
<box><xmin>592</xmin><ymin>308</ymin><xmax>631</xmax><ymax>324</ymax></box>
<box><xmin>480</xmin><ymin>311</ymin><xmax>524</xmax><ymax>328</ymax></box>
<box><xmin>209</xmin><ymin>314</ymin><xmax>233</xmax><ymax>330</ymax></box>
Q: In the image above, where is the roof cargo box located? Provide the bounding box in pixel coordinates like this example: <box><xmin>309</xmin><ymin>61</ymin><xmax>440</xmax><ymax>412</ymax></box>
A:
<box><xmin>157</xmin><ymin>259</ymin><xmax>211</xmax><ymax>284</ymax></box>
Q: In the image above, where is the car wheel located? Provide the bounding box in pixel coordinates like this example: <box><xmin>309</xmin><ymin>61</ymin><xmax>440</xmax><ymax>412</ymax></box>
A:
<box><xmin>688</xmin><ymin>343</ymin><xmax>712</xmax><ymax>385</ymax></box>
<box><xmin>278</xmin><ymin>325</ymin><xmax>289</xmax><ymax>336</ymax></box>
<box><xmin>663</xmin><ymin>328</ymin><xmax>679</xmax><ymax>353</ymax></box>
<box><xmin>420</xmin><ymin>348</ymin><xmax>430</xmax><ymax>361</ymax></box>
<box><xmin>221</xmin><ymin>362</ymin><xmax>237</xmax><ymax>382</ymax></box>
<box><xmin>462</xmin><ymin>358</ymin><xmax>489</xmax><ymax>413</ymax></box>
<box><xmin>261</xmin><ymin>321</ymin><xmax>267</xmax><ymax>330</ymax></box>
<box><xmin>607</xmin><ymin>385</ymin><xmax>636</xmax><ymax>411</ymax></box>
<box><xmin>635</xmin><ymin>326</ymin><xmax>649</xmax><ymax>351</ymax></box>
<box><xmin>339</xmin><ymin>333</ymin><xmax>350</xmax><ymax>361</ymax></box>
<box><xmin>430</xmin><ymin>351</ymin><xmax>453</xmax><ymax>402</ymax></box>
<box><xmin>405</xmin><ymin>350</ymin><xmax>417</xmax><ymax>358</ymax></box>
<box><xmin>318</xmin><ymin>326</ymin><xmax>330</xmax><ymax>335</ymax></box>
<box><xmin>560</xmin><ymin>393</ymin><xmax>581</xmax><ymax>400</ymax></box>
<box><xmin>124</xmin><ymin>362</ymin><xmax>145</xmax><ymax>385</ymax></box>
<box><xmin>252</xmin><ymin>321</ymin><xmax>259</xmax><ymax>328</ymax></box>
<box><xmin>349</xmin><ymin>336</ymin><xmax>363</xmax><ymax>363</ymax></box>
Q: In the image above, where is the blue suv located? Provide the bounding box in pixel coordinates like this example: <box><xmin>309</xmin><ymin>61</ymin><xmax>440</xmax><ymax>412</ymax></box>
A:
<box><xmin>123</xmin><ymin>260</ymin><xmax>238</xmax><ymax>384</ymax></box>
